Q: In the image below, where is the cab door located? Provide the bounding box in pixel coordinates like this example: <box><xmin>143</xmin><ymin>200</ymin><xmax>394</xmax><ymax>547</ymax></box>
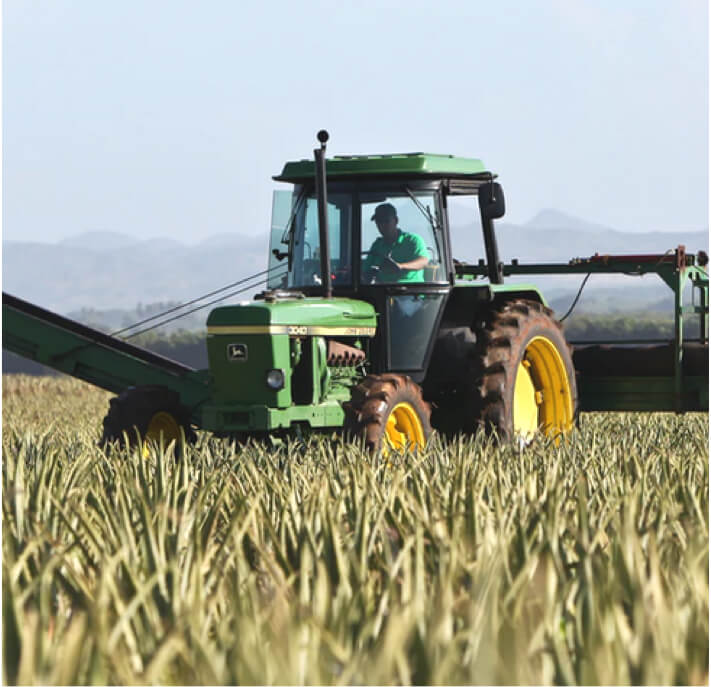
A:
<box><xmin>358</xmin><ymin>188</ymin><xmax>451</xmax><ymax>381</ymax></box>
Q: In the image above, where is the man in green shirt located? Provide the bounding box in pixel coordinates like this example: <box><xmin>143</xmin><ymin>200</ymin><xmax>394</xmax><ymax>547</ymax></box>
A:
<box><xmin>362</xmin><ymin>203</ymin><xmax>430</xmax><ymax>283</ymax></box>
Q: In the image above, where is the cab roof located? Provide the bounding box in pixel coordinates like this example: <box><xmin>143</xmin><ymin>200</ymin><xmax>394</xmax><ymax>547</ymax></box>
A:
<box><xmin>274</xmin><ymin>152</ymin><xmax>492</xmax><ymax>182</ymax></box>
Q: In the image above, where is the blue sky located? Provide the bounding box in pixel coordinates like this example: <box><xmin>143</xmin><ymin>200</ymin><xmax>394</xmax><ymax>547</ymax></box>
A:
<box><xmin>3</xmin><ymin>0</ymin><xmax>708</xmax><ymax>243</ymax></box>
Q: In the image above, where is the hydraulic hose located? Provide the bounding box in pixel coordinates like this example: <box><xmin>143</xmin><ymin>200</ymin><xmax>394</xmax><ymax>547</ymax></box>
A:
<box><xmin>113</xmin><ymin>264</ymin><xmax>286</xmax><ymax>338</ymax></box>
<box><xmin>122</xmin><ymin>270</ymin><xmax>286</xmax><ymax>339</ymax></box>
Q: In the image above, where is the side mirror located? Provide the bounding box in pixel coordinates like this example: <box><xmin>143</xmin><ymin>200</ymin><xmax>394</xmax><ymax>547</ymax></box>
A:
<box><xmin>478</xmin><ymin>181</ymin><xmax>505</xmax><ymax>220</ymax></box>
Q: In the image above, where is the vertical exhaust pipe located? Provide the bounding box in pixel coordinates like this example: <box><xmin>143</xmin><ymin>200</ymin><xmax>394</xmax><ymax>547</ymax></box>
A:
<box><xmin>314</xmin><ymin>129</ymin><xmax>332</xmax><ymax>299</ymax></box>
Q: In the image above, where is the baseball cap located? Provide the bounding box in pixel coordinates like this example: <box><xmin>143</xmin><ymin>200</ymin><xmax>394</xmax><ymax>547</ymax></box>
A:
<box><xmin>371</xmin><ymin>203</ymin><xmax>397</xmax><ymax>221</ymax></box>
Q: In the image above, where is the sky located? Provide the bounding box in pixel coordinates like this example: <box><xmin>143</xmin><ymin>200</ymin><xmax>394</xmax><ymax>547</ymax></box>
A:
<box><xmin>2</xmin><ymin>0</ymin><xmax>708</xmax><ymax>244</ymax></box>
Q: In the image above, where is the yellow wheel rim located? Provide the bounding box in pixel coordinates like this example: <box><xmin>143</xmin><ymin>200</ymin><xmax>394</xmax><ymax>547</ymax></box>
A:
<box><xmin>513</xmin><ymin>336</ymin><xmax>574</xmax><ymax>440</ymax></box>
<box><xmin>383</xmin><ymin>402</ymin><xmax>426</xmax><ymax>454</ymax></box>
<box><xmin>144</xmin><ymin>411</ymin><xmax>182</xmax><ymax>455</ymax></box>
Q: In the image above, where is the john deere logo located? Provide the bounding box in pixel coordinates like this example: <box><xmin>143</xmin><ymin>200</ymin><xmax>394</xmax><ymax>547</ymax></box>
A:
<box><xmin>227</xmin><ymin>343</ymin><xmax>248</xmax><ymax>362</ymax></box>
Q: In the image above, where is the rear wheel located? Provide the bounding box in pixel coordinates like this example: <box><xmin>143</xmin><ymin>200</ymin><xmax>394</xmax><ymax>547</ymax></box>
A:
<box><xmin>476</xmin><ymin>300</ymin><xmax>577</xmax><ymax>441</ymax></box>
<box><xmin>100</xmin><ymin>385</ymin><xmax>196</xmax><ymax>454</ymax></box>
<box><xmin>344</xmin><ymin>374</ymin><xmax>432</xmax><ymax>454</ymax></box>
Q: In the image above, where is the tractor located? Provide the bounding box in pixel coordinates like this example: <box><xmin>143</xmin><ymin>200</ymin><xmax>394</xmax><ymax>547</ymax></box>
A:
<box><xmin>3</xmin><ymin>131</ymin><xmax>708</xmax><ymax>452</ymax></box>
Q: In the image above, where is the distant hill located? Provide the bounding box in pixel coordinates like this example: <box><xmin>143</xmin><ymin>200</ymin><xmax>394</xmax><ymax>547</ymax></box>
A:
<box><xmin>3</xmin><ymin>233</ymin><xmax>268</xmax><ymax>314</ymax></box>
<box><xmin>525</xmin><ymin>208</ymin><xmax>616</xmax><ymax>233</ymax></box>
<box><xmin>3</xmin><ymin>209</ymin><xmax>707</xmax><ymax>320</ymax></box>
<box><xmin>446</xmin><ymin>207</ymin><xmax>707</xmax><ymax>317</ymax></box>
<box><xmin>58</xmin><ymin>231</ymin><xmax>136</xmax><ymax>252</ymax></box>
<box><xmin>449</xmin><ymin>210</ymin><xmax>707</xmax><ymax>266</ymax></box>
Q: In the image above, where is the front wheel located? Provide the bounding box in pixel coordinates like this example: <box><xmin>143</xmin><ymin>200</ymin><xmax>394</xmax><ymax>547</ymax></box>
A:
<box><xmin>344</xmin><ymin>374</ymin><xmax>432</xmax><ymax>454</ymax></box>
<box><xmin>100</xmin><ymin>385</ymin><xmax>196</xmax><ymax>455</ymax></box>
<box><xmin>476</xmin><ymin>300</ymin><xmax>577</xmax><ymax>441</ymax></box>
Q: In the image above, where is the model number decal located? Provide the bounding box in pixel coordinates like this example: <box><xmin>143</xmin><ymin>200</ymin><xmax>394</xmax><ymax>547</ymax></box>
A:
<box><xmin>208</xmin><ymin>325</ymin><xmax>377</xmax><ymax>337</ymax></box>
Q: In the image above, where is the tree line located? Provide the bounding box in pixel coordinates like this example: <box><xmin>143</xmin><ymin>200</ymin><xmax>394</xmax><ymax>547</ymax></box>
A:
<box><xmin>3</xmin><ymin>314</ymin><xmax>705</xmax><ymax>377</ymax></box>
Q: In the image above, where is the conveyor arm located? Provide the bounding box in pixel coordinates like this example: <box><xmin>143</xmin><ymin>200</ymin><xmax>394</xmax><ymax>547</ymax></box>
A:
<box><xmin>2</xmin><ymin>292</ymin><xmax>210</xmax><ymax>408</ymax></box>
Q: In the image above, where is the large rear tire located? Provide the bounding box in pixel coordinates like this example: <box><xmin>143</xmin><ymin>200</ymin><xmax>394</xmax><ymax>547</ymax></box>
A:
<box><xmin>344</xmin><ymin>374</ymin><xmax>432</xmax><ymax>454</ymax></box>
<box><xmin>100</xmin><ymin>385</ymin><xmax>196</xmax><ymax>454</ymax></box>
<box><xmin>476</xmin><ymin>300</ymin><xmax>577</xmax><ymax>441</ymax></box>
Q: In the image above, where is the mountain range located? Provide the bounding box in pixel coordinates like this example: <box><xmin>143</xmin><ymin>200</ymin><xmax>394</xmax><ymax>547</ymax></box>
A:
<box><xmin>3</xmin><ymin>209</ymin><xmax>707</xmax><ymax>323</ymax></box>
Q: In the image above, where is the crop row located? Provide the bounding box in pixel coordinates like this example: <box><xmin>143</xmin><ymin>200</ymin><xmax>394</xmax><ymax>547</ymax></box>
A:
<box><xmin>2</xmin><ymin>376</ymin><xmax>708</xmax><ymax>685</ymax></box>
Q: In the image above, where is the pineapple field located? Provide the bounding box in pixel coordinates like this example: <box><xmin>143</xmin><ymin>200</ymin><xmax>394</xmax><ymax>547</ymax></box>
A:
<box><xmin>2</xmin><ymin>375</ymin><xmax>708</xmax><ymax>685</ymax></box>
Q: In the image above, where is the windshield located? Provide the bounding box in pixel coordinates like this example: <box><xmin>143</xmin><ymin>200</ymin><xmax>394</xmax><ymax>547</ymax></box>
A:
<box><xmin>268</xmin><ymin>190</ymin><xmax>353</xmax><ymax>290</ymax></box>
<box><xmin>268</xmin><ymin>186</ymin><xmax>447</xmax><ymax>289</ymax></box>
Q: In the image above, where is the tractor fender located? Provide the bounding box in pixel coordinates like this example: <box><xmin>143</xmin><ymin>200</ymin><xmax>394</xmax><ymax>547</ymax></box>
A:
<box><xmin>422</xmin><ymin>283</ymin><xmax>548</xmax><ymax>433</ymax></box>
<box><xmin>435</xmin><ymin>283</ymin><xmax>547</xmax><ymax>333</ymax></box>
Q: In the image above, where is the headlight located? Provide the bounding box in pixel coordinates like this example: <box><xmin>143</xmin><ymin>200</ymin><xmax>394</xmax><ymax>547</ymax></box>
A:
<box><xmin>266</xmin><ymin>369</ymin><xmax>285</xmax><ymax>390</ymax></box>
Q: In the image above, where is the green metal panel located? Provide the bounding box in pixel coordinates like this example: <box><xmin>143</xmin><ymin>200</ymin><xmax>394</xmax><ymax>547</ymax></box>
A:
<box><xmin>203</xmin><ymin>332</ymin><xmax>353</xmax><ymax>432</ymax></box>
<box><xmin>207</xmin><ymin>297</ymin><xmax>377</xmax><ymax>331</ymax></box>
<box><xmin>450</xmin><ymin>281</ymin><xmax>548</xmax><ymax>307</ymax></box>
<box><xmin>275</xmin><ymin>153</ymin><xmax>489</xmax><ymax>181</ymax></box>
<box><xmin>487</xmin><ymin>283</ymin><xmax>548</xmax><ymax>306</ymax></box>
<box><xmin>200</xmin><ymin>399</ymin><xmax>346</xmax><ymax>432</ymax></box>
<box><xmin>206</xmin><ymin>332</ymin><xmax>292</xmax><ymax>407</ymax></box>
<box><xmin>204</xmin><ymin>332</ymin><xmax>335</xmax><ymax>409</ymax></box>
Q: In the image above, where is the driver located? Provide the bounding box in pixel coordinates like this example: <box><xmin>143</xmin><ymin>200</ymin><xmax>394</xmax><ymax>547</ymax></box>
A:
<box><xmin>363</xmin><ymin>203</ymin><xmax>429</xmax><ymax>283</ymax></box>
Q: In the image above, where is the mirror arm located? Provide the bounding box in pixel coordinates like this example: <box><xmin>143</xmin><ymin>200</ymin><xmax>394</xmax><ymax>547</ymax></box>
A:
<box><xmin>481</xmin><ymin>215</ymin><xmax>503</xmax><ymax>284</ymax></box>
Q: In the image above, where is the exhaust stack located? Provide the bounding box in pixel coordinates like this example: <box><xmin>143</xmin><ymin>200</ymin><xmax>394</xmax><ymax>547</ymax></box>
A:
<box><xmin>313</xmin><ymin>129</ymin><xmax>332</xmax><ymax>299</ymax></box>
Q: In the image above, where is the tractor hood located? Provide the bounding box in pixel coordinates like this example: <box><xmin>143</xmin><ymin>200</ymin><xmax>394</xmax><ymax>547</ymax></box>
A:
<box><xmin>207</xmin><ymin>297</ymin><xmax>377</xmax><ymax>337</ymax></box>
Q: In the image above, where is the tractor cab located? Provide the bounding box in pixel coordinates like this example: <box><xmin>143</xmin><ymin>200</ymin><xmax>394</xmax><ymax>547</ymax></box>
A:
<box><xmin>267</xmin><ymin>152</ymin><xmax>502</xmax><ymax>380</ymax></box>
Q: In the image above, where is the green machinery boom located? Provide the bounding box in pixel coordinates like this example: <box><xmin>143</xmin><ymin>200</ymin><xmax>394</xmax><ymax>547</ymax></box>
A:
<box><xmin>3</xmin><ymin>132</ymin><xmax>708</xmax><ymax>451</ymax></box>
<box><xmin>457</xmin><ymin>247</ymin><xmax>709</xmax><ymax>412</ymax></box>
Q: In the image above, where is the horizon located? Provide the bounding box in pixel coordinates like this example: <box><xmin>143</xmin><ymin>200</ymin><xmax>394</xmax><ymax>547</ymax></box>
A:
<box><xmin>2</xmin><ymin>205</ymin><xmax>708</xmax><ymax>248</ymax></box>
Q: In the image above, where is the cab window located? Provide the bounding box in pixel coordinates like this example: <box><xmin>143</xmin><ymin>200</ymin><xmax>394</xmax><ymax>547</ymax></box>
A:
<box><xmin>360</xmin><ymin>191</ymin><xmax>446</xmax><ymax>285</ymax></box>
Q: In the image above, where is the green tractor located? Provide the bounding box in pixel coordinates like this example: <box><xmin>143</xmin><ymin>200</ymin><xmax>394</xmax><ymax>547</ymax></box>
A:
<box><xmin>3</xmin><ymin>131</ymin><xmax>707</xmax><ymax>452</ymax></box>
